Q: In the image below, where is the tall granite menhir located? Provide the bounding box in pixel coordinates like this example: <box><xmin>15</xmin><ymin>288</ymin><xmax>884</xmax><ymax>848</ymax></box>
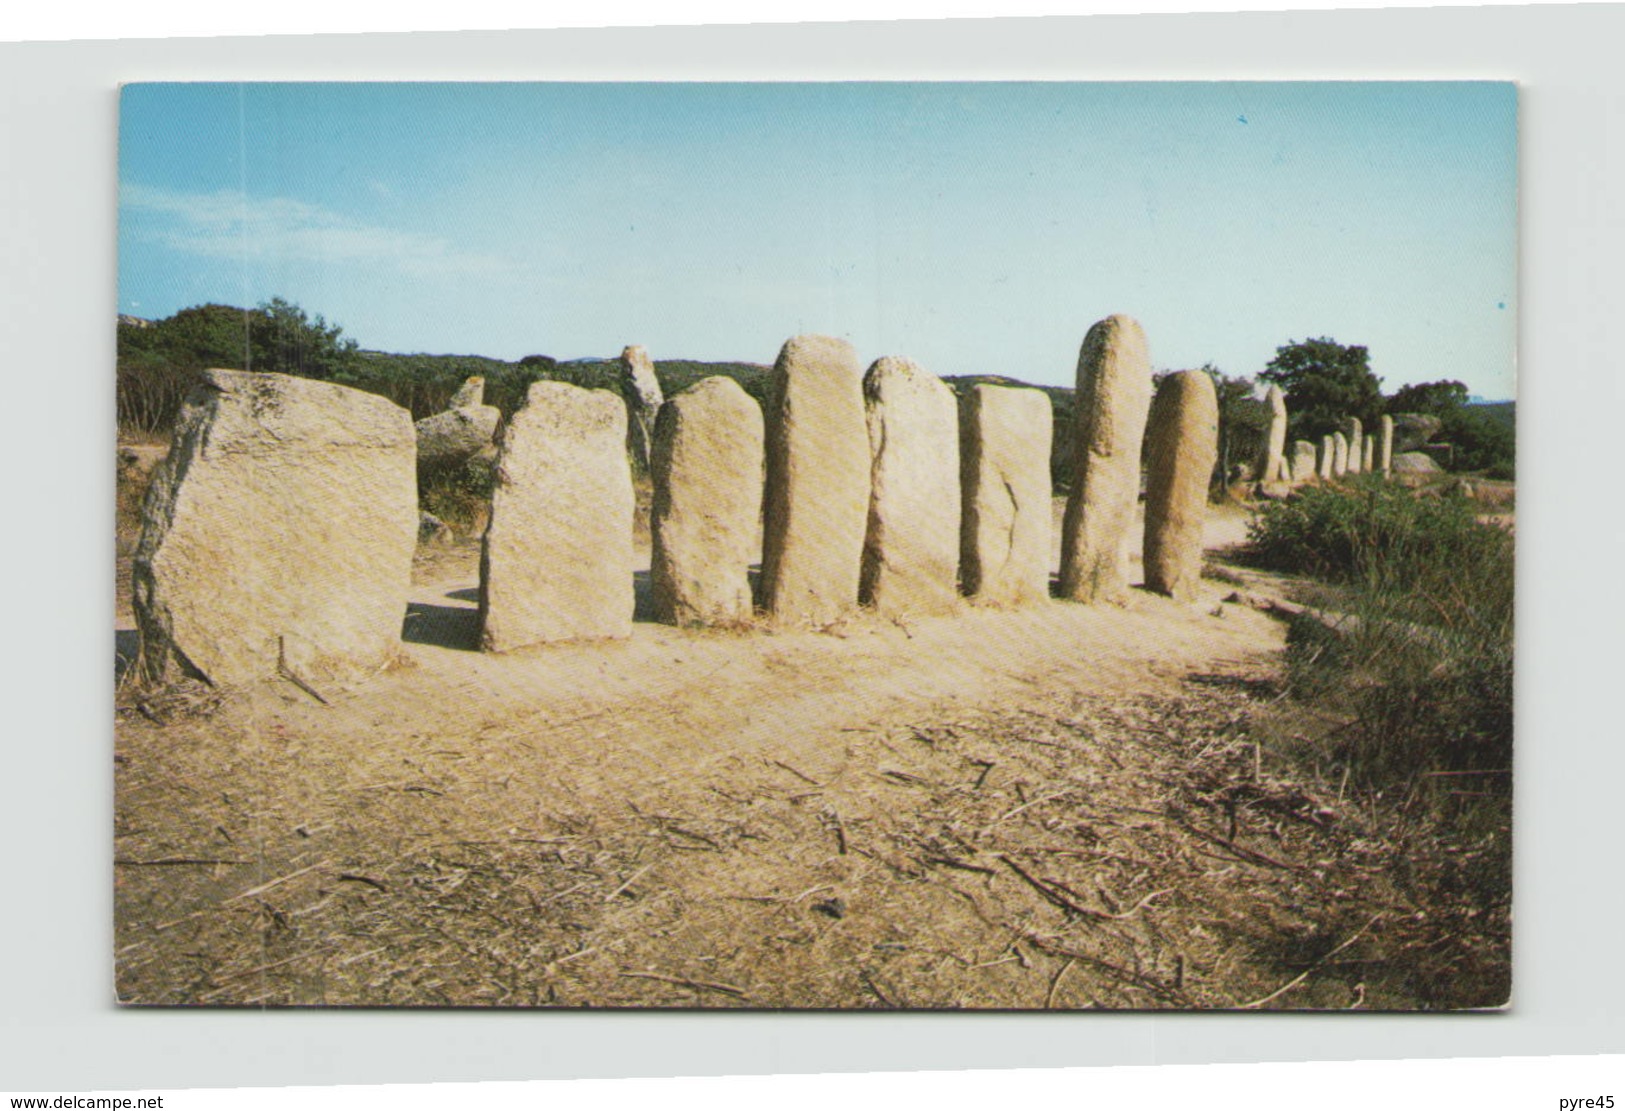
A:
<box><xmin>1258</xmin><ymin>385</ymin><xmax>1289</xmax><ymax>483</ymax></box>
<box><xmin>133</xmin><ymin>370</ymin><xmax>417</xmax><ymax>687</ymax></box>
<box><xmin>1143</xmin><ymin>370</ymin><xmax>1219</xmax><ymax>602</ymax></box>
<box><xmin>1059</xmin><ymin>314</ymin><xmax>1153</xmax><ymax>603</ymax></box>
<box><xmin>760</xmin><ymin>335</ymin><xmax>870</xmax><ymax>626</ymax></box>
<box><xmin>620</xmin><ymin>345</ymin><xmax>664</xmax><ymax>473</ymax></box>
<box><xmin>1344</xmin><ymin>417</ymin><xmax>1364</xmax><ymax>475</ymax></box>
<box><xmin>650</xmin><ymin>377</ymin><xmax>764</xmax><ymax>627</ymax></box>
<box><xmin>1332</xmin><ymin>431</ymin><xmax>1350</xmax><ymax>477</ymax></box>
<box><xmin>960</xmin><ymin>384</ymin><xmax>1053</xmax><ymax>608</ymax></box>
<box><xmin>1379</xmin><ymin>414</ymin><xmax>1395</xmax><ymax>475</ymax></box>
<box><xmin>1290</xmin><ymin>440</ymin><xmax>1318</xmax><ymax>486</ymax></box>
<box><xmin>479</xmin><ymin>381</ymin><xmax>634</xmax><ymax>651</ymax></box>
<box><xmin>861</xmin><ymin>357</ymin><xmax>962</xmax><ymax>618</ymax></box>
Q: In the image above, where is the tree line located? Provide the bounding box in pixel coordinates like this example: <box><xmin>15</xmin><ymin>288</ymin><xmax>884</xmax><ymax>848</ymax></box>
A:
<box><xmin>117</xmin><ymin>300</ymin><xmax>1513</xmax><ymax>480</ymax></box>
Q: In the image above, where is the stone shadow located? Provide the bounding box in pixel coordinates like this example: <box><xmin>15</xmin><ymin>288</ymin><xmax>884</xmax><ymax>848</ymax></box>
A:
<box><xmin>116</xmin><ymin>628</ymin><xmax>139</xmax><ymax>683</ymax></box>
<box><xmin>402</xmin><ymin>601</ymin><xmax>480</xmax><ymax>652</ymax></box>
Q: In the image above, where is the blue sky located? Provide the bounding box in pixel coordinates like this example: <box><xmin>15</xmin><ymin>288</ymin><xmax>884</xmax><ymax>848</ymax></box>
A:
<box><xmin>119</xmin><ymin>82</ymin><xmax>1517</xmax><ymax>397</ymax></box>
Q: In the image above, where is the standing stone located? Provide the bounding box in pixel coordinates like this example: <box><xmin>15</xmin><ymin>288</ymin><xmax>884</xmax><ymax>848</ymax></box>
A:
<box><xmin>1332</xmin><ymin>431</ymin><xmax>1350</xmax><ymax>476</ymax></box>
<box><xmin>650</xmin><ymin>377</ymin><xmax>764</xmax><ymax>627</ymax></box>
<box><xmin>760</xmin><ymin>335</ymin><xmax>870</xmax><ymax>626</ymax></box>
<box><xmin>960</xmin><ymin>384</ymin><xmax>1053</xmax><ymax>608</ymax></box>
<box><xmin>1343</xmin><ymin>418</ymin><xmax>1364</xmax><ymax>474</ymax></box>
<box><xmin>1390</xmin><ymin>412</ymin><xmax>1443</xmax><ymax>452</ymax></box>
<box><xmin>1319</xmin><ymin>435</ymin><xmax>1335</xmax><ymax>480</ymax></box>
<box><xmin>1363</xmin><ymin>434</ymin><xmax>1376</xmax><ymax>473</ymax></box>
<box><xmin>860</xmin><ymin>357</ymin><xmax>962</xmax><ymax>617</ymax></box>
<box><xmin>1379</xmin><ymin>414</ymin><xmax>1395</xmax><ymax>475</ymax></box>
<box><xmin>479</xmin><ymin>381</ymin><xmax>634</xmax><ymax>651</ymax></box>
<box><xmin>1059</xmin><ymin>314</ymin><xmax>1154</xmax><ymax>603</ymax></box>
<box><xmin>1257</xmin><ymin>385</ymin><xmax>1289</xmax><ymax>483</ymax></box>
<box><xmin>1291</xmin><ymin>440</ymin><xmax>1319</xmax><ymax>485</ymax></box>
<box><xmin>448</xmin><ymin>376</ymin><xmax>485</xmax><ymax>409</ymax></box>
<box><xmin>133</xmin><ymin>370</ymin><xmax>416</xmax><ymax>687</ymax></box>
<box><xmin>619</xmin><ymin>345</ymin><xmax>664</xmax><ymax>473</ymax></box>
<box><xmin>415</xmin><ymin>404</ymin><xmax>501</xmax><ymax>469</ymax></box>
<box><xmin>1143</xmin><ymin>370</ymin><xmax>1219</xmax><ymax>602</ymax></box>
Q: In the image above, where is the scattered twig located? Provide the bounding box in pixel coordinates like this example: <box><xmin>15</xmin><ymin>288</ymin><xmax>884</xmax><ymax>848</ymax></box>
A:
<box><xmin>1238</xmin><ymin>914</ymin><xmax>1383</xmax><ymax>1010</ymax></box>
<box><xmin>620</xmin><ymin>970</ymin><xmax>747</xmax><ymax>998</ymax></box>
<box><xmin>224</xmin><ymin>860</ymin><xmax>330</xmax><ymax>904</ymax></box>
<box><xmin>1046</xmin><ymin>957</ymin><xmax>1076</xmax><ymax>1009</ymax></box>
<box><xmin>605</xmin><ymin>863</ymin><xmax>655</xmax><ymax>902</ymax></box>
<box><xmin>277</xmin><ymin>636</ymin><xmax>330</xmax><ymax>705</ymax></box>
<box><xmin>769</xmin><ymin>759</ymin><xmax>822</xmax><ymax>786</ymax></box>
<box><xmin>996</xmin><ymin>789</ymin><xmax>1076</xmax><ymax>824</ymax></box>
<box><xmin>1177</xmin><ymin>822</ymin><xmax>1301</xmax><ymax>872</ymax></box>
<box><xmin>115</xmin><ymin>857</ymin><xmax>248</xmax><ymax>866</ymax></box>
<box><xmin>337</xmin><ymin>873</ymin><xmax>389</xmax><ymax>892</ymax></box>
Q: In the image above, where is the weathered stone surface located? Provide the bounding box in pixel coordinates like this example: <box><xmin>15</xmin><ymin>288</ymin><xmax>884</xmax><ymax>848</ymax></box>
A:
<box><xmin>1144</xmin><ymin>371</ymin><xmax>1218</xmax><ymax>601</ymax></box>
<box><xmin>650</xmin><ymin>376</ymin><xmax>764</xmax><ymax>627</ymax></box>
<box><xmin>1258</xmin><ymin>385</ymin><xmax>1289</xmax><ymax>483</ymax></box>
<box><xmin>415</xmin><ymin>405</ymin><xmax>501</xmax><ymax>469</ymax></box>
<box><xmin>1363</xmin><ymin>434</ymin><xmax>1376</xmax><ymax>473</ymax></box>
<box><xmin>1290</xmin><ymin>440</ymin><xmax>1319</xmax><ymax>485</ymax></box>
<box><xmin>448</xmin><ymin>376</ymin><xmax>485</xmax><ymax>409</ymax></box>
<box><xmin>1059</xmin><ymin>315</ymin><xmax>1153</xmax><ymax>603</ymax></box>
<box><xmin>960</xmin><ymin>384</ymin><xmax>1053</xmax><ymax>608</ymax></box>
<box><xmin>1319</xmin><ymin>436</ymin><xmax>1335</xmax><ymax>480</ymax></box>
<box><xmin>1332</xmin><ymin>431</ymin><xmax>1350</xmax><ymax>476</ymax></box>
<box><xmin>118</xmin><ymin>443</ymin><xmax>168</xmax><ymax>487</ymax></box>
<box><xmin>1391</xmin><ymin>412</ymin><xmax>1443</xmax><ymax>452</ymax></box>
<box><xmin>620</xmin><ymin>345</ymin><xmax>664</xmax><ymax>472</ymax></box>
<box><xmin>860</xmin><ymin>357</ymin><xmax>961</xmax><ymax>617</ymax></box>
<box><xmin>1343</xmin><ymin>418</ymin><xmax>1364</xmax><ymax>474</ymax></box>
<box><xmin>419</xmin><ymin>511</ymin><xmax>455</xmax><ymax>546</ymax></box>
<box><xmin>760</xmin><ymin>335</ymin><xmax>870</xmax><ymax>626</ymax></box>
<box><xmin>1391</xmin><ymin>451</ymin><xmax>1444</xmax><ymax>474</ymax></box>
<box><xmin>479</xmin><ymin>381</ymin><xmax>633</xmax><ymax>651</ymax></box>
<box><xmin>1379</xmin><ymin>414</ymin><xmax>1395</xmax><ymax>474</ymax></box>
<box><xmin>133</xmin><ymin>370</ymin><xmax>416</xmax><ymax>687</ymax></box>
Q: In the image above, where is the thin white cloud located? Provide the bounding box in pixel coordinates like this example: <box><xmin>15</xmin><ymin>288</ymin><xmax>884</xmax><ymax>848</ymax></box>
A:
<box><xmin>120</xmin><ymin>183</ymin><xmax>520</xmax><ymax>278</ymax></box>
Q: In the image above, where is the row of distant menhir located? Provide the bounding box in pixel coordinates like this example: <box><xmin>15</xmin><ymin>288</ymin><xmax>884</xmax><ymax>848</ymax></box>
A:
<box><xmin>129</xmin><ymin>314</ymin><xmax>1332</xmax><ymax>691</ymax></box>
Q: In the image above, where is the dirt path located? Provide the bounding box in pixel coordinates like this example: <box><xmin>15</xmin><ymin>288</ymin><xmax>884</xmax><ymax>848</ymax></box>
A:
<box><xmin>121</xmin><ymin>500</ymin><xmax>1447</xmax><ymax>1010</ymax></box>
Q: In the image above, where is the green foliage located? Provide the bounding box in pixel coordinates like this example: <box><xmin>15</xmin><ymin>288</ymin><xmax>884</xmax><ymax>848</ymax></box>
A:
<box><xmin>419</xmin><ymin>455</ymin><xmax>497</xmax><ymax>534</ymax></box>
<box><xmin>1259</xmin><ymin>337</ymin><xmax>1383</xmax><ymax>442</ymax></box>
<box><xmin>1441</xmin><ymin>404</ymin><xmax>1516</xmax><ymax>478</ymax></box>
<box><xmin>117</xmin><ymin>299</ymin><xmax>362</xmax><ymax>435</ymax></box>
<box><xmin>1245</xmin><ymin>480</ymin><xmax>1513</xmax><ymax>791</ymax></box>
<box><xmin>1208</xmin><ymin>366</ymin><xmax>1264</xmax><ymax>485</ymax></box>
<box><xmin>1386</xmin><ymin>378</ymin><xmax>1469</xmax><ymax>416</ymax></box>
<box><xmin>250</xmin><ymin>296</ymin><xmax>361</xmax><ymax>381</ymax></box>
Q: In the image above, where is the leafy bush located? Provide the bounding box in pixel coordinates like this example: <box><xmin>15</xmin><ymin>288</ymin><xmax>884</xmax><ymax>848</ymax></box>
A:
<box><xmin>1246</xmin><ymin>479</ymin><xmax>1513</xmax><ymax>794</ymax></box>
<box><xmin>1440</xmin><ymin>404</ymin><xmax>1516</xmax><ymax>478</ymax></box>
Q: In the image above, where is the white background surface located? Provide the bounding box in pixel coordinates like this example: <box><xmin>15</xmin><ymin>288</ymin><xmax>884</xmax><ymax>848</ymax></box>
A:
<box><xmin>1</xmin><ymin>2</ymin><xmax>1621</xmax><ymax>1094</ymax></box>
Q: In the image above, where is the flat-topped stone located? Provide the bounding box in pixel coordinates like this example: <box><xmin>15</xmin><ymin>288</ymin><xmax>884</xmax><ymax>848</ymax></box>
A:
<box><xmin>960</xmin><ymin>384</ymin><xmax>1053</xmax><ymax>608</ymax></box>
<box><xmin>860</xmin><ymin>357</ymin><xmax>961</xmax><ymax>617</ymax></box>
<box><xmin>760</xmin><ymin>335</ymin><xmax>870</xmax><ymax>626</ymax></box>
<box><xmin>479</xmin><ymin>381</ymin><xmax>634</xmax><ymax>651</ymax></box>
<box><xmin>133</xmin><ymin>369</ymin><xmax>417</xmax><ymax>687</ymax></box>
<box><xmin>650</xmin><ymin>376</ymin><xmax>764</xmax><ymax>627</ymax></box>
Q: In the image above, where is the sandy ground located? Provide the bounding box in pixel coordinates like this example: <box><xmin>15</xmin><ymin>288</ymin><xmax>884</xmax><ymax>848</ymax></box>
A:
<box><xmin>120</xmin><ymin>501</ymin><xmax>1480</xmax><ymax>1010</ymax></box>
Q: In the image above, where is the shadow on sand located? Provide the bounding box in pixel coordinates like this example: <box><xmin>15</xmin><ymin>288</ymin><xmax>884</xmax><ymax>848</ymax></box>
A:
<box><xmin>116</xmin><ymin>629</ymin><xmax>139</xmax><ymax>683</ymax></box>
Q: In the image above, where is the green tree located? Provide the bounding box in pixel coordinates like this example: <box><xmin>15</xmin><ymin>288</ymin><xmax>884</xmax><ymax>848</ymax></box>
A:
<box><xmin>1259</xmin><ymin>337</ymin><xmax>1383</xmax><ymax>442</ymax></box>
<box><xmin>1387</xmin><ymin>379</ymin><xmax>1469</xmax><ymax>416</ymax></box>
<box><xmin>117</xmin><ymin>298</ymin><xmax>364</xmax><ymax>437</ymax></box>
<box><xmin>247</xmin><ymin>296</ymin><xmax>361</xmax><ymax>381</ymax></box>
